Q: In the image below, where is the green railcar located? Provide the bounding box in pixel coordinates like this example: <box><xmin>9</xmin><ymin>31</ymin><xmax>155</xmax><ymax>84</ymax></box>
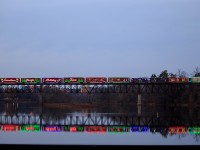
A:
<box><xmin>21</xmin><ymin>78</ymin><xmax>41</xmax><ymax>84</ymax></box>
<box><xmin>64</xmin><ymin>77</ymin><xmax>85</xmax><ymax>83</ymax></box>
<box><xmin>20</xmin><ymin>125</ymin><xmax>40</xmax><ymax>132</ymax></box>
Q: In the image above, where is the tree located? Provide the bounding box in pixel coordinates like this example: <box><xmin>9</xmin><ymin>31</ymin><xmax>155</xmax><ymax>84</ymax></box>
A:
<box><xmin>159</xmin><ymin>70</ymin><xmax>168</xmax><ymax>78</ymax></box>
<box><xmin>176</xmin><ymin>69</ymin><xmax>188</xmax><ymax>77</ymax></box>
<box><xmin>169</xmin><ymin>73</ymin><xmax>176</xmax><ymax>77</ymax></box>
<box><xmin>151</xmin><ymin>74</ymin><xmax>157</xmax><ymax>78</ymax></box>
<box><xmin>193</xmin><ymin>67</ymin><xmax>200</xmax><ymax>77</ymax></box>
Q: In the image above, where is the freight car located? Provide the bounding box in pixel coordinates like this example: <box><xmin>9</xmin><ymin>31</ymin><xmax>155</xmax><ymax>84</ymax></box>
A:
<box><xmin>42</xmin><ymin>78</ymin><xmax>63</xmax><ymax>84</ymax></box>
<box><xmin>64</xmin><ymin>77</ymin><xmax>85</xmax><ymax>83</ymax></box>
<box><xmin>85</xmin><ymin>77</ymin><xmax>107</xmax><ymax>83</ymax></box>
<box><xmin>0</xmin><ymin>78</ymin><xmax>20</xmax><ymax>84</ymax></box>
<box><xmin>21</xmin><ymin>78</ymin><xmax>41</xmax><ymax>84</ymax></box>
<box><xmin>108</xmin><ymin>77</ymin><xmax>130</xmax><ymax>83</ymax></box>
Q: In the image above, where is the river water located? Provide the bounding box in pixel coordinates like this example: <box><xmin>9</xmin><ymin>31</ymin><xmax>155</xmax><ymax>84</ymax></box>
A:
<box><xmin>0</xmin><ymin>101</ymin><xmax>200</xmax><ymax>145</ymax></box>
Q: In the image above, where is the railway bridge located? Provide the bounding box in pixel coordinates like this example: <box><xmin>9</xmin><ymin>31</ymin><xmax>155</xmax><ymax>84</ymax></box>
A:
<box><xmin>0</xmin><ymin>83</ymin><xmax>200</xmax><ymax>105</ymax></box>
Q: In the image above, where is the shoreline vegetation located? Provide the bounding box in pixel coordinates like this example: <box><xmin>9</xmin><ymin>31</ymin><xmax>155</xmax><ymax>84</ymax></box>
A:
<box><xmin>43</xmin><ymin>102</ymin><xmax>100</xmax><ymax>109</ymax></box>
<box><xmin>42</xmin><ymin>102</ymin><xmax>199</xmax><ymax>108</ymax></box>
<box><xmin>1</xmin><ymin>100</ymin><xmax>198</xmax><ymax>108</ymax></box>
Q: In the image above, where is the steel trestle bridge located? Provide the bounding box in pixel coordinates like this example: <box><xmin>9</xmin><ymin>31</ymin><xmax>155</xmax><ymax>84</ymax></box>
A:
<box><xmin>0</xmin><ymin>82</ymin><xmax>200</xmax><ymax>94</ymax></box>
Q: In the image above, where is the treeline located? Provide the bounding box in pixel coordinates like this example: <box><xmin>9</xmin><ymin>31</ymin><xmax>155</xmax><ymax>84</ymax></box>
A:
<box><xmin>151</xmin><ymin>67</ymin><xmax>200</xmax><ymax>78</ymax></box>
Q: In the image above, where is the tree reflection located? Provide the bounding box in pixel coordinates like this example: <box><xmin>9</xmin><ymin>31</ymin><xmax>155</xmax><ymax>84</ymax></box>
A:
<box><xmin>192</xmin><ymin>134</ymin><xmax>200</xmax><ymax>142</ymax></box>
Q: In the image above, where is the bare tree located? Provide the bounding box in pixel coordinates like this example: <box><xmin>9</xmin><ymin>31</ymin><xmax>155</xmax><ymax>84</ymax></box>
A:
<box><xmin>192</xmin><ymin>134</ymin><xmax>200</xmax><ymax>142</ymax></box>
<box><xmin>193</xmin><ymin>67</ymin><xmax>200</xmax><ymax>77</ymax></box>
<box><xmin>176</xmin><ymin>69</ymin><xmax>188</xmax><ymax>77</ymax></box>
<box><xmin>168</xmin><ymin>73</ymin><xmax>176</xmax><ymax>77</ymax></box>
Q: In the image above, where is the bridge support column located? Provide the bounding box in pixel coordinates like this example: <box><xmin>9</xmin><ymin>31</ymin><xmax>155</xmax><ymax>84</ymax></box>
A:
<box><xmin>189</xmin><ymin>93</ymin><xmax>196</xmax><ymax>111</ymax></box>
<box><xmin>137</xmin><ymin>94</ymin><xmax>142</xmax><ymax>105</ymax></box>
<box><xmin>38</xmin><ymin>94</ymin><xmax>43</xmax><ymax>105</ymax></box>
<box><xmin>137</xmin><ymin>104</ymin><xmax>141</xmax><ymax>116</ymax></box>
<box><xmin>38</xmin><ymin>94</ymin><xmax>43</xmax><ymax>126</ymax></box>
<box><xmin>189</xmin><ymin>94</ymin><xmax>193</xmax><ymax>105</ymax></box>
<box><xmin>137</xmin><ymin>94</ymin><xmax>142</xmax><ymax>116</ymax></box>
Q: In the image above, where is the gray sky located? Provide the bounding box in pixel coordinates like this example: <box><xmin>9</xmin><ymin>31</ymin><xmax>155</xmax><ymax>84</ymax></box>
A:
<box><xmin>0</xmin><ymin>0</ymin><xmax>200</xmax><ymax>77</ymax></box>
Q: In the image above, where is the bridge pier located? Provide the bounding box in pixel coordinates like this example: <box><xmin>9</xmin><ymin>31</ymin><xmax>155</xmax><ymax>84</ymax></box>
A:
<box><xmin>137</xmin><ymin>104</ymin><xmax>141</xmax><ymax>116</ymax></box>
<box><xmin>137</xmin><ymin>94</ymin><xmax>142</xmax><ymax>105</ymax></box>
<box><xmin>137</xmin><ymin>94</ymin><xmax>142</xmax><ymax>116</ymax></box>
<box><xmin>189</xmin><ymin>94</ymin><xmax>193</xmax><ymax>105</ymax></box>
<box><xmin>38</xmin><ymin>94</ymin><xmax>43</xmax><ymax>105</ymax></box>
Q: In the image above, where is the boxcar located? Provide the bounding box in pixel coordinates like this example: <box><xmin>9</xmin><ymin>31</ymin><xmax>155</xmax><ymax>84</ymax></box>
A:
<box><xmin>168</xmin><ymin>77</ymin><xmax>177</xmax><ymax>83</ymax></box>
<box><xmin>42</xmin><ymin>78</ymin><xmax>63</xmax><ymax>84</ymax></box>
<box><xmin>108</xmin><ymin>77</ymin><xmax>130</xmax><ymax>83</ymax></box>
<box><xmin>189</xmin><ymin>77</ymin><xmax>200</xmax><ymax>83</ymax></box>
<box><xmin>176</xmin><ymin>77</ymin><xmax>188</xmax><ymax>83</ymax></box>
<box><xmin>64</xmin><ymin>77</ymin><xmax>85</xmax><ymax>83</ymax></box>
<box><xmin>150</xmin><ymin>78</ymin><xmax>168</xmax><ymax>83</ymax></box>
<box><xmin>21</xmin><ymin>78</ymin><xmax>41</xmax><ymax>84</ymax></box>
<box><xmin>131</xmin><ymin>78</ymin><xmax>140</xmax><ymax>83</ymax></box>
<box><xmin>0</xmin><ymin>78</ymin><xmax>20</xmax><ymax>84</ymax></box>
<box><xmin>131</xmin><ymin>78</ymin><xmax>149</xmax><ymax>83</ymax></box>
<box><xmin>85</xmin><ymin>77</ymin><xmax>107</xmax><ymax>83</ymax></box>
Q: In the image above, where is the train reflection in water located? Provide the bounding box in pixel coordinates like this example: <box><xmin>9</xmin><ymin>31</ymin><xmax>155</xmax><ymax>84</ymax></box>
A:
<box><xmin>0</xmin><ymin>124</ymin><xmax>200</xmax><ymax>135</ymax></box>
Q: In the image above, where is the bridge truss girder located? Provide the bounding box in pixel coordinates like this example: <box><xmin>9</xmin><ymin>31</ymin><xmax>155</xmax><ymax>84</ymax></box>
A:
<box><xmin>0</xmin><ymin>114</ymin><xmax>199</xmax><ymax>126</ymax></box>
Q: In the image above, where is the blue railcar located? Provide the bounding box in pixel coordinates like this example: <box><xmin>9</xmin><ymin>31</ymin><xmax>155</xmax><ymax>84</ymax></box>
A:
<box><xmin>131</xmin><ymin>78</ymin><xmax>149</xmax><ymax>83</ymax></box>
<box><xmin>150</xmin><ymin>78</ymin><xmax>168</xmax><ymax>83</ymax></box>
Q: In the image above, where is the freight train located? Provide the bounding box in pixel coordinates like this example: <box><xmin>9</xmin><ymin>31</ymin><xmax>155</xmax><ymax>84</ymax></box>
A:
<box><xmin>0</xmin><ymin>77</ymin><xmax>200</xmax><ymax>84</ymax></box>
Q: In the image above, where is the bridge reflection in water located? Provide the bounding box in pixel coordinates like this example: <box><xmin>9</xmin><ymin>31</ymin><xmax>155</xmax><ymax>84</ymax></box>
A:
<box><xmin>0</xmin><ymin>112</ymin><xmax>200</xmax><ymax>126</ymax></box>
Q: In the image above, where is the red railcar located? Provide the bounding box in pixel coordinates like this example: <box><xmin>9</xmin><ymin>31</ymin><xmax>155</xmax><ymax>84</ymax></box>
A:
<box><xmin>168</xmin><ymin>77</ymin><xmax>188</xmax><ymax>83</ymax></box>
<box><xmin>108</xmin><ymin>77</ymin><xmax>130</xmax><ymax>83</ymax></box>
<box><xmin>168</xmin><ymin>126</ymin><xmax>187</xmax><ymax>134</ymax></box>
<box><xmin>168</xmin><ymin>77</ymin><xmax>177</xmax><ymax>83</ymax></box>
<box><xmin>2</xmin><ymin>125</ymin><xmax>20</xmax><ymax>131</ymax></box>
<box><xmin>176</xmin><ymin>77</ymin><xmax>188</xmax><ymax>83</ymax></box>
<box><xmin>84</xmin><ymin>126</ymin><xmax>107</xmax><ymax>133</ymax></box>
<box><xmin>0</xmin><ymin>78</ymin><xmax>20</xmax><ymax>84</ymax></box>
<box><xmin>85</xmin><ymin>77</ymin><xmax>107</xmax><ymax>83</ymax></box>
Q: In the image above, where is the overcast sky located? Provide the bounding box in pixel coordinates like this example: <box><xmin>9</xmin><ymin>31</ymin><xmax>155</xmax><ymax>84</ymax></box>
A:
<box><xmin>0</xmin><ymin>0</ymin><xmax>199</xmax><ymax>77</ymax></box>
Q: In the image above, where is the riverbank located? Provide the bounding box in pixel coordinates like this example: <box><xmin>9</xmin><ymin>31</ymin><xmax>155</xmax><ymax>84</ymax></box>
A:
<box><xmin>43</xmin><ymin>102</ymin><xmax>102</xmax><ymax>109</ymax></box>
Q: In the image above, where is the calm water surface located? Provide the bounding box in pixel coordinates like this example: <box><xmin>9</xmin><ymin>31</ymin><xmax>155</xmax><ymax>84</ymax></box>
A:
<box><xmin>0</xmin><ymin>101</ymin><xmax>200</xmax><ymax>145</ymax></box>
